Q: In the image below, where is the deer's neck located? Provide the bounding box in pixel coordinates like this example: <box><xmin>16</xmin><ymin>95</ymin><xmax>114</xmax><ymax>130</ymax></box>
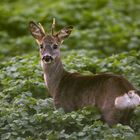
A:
<box><xmin>41</xmin><ymin>58</ymin><xmax>65</xmax><ymax>97</ymax></box>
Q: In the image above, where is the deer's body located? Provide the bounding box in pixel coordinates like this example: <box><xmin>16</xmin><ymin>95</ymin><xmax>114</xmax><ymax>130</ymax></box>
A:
<box><xmin>29</xmin><ymin>20</ymin><xmax>140</xmax><ymax>125</ymax></box>
<box><xmin>42</xmin><ymin>55</ymin><xmax>136</xmax><ymax>125</ymax></box>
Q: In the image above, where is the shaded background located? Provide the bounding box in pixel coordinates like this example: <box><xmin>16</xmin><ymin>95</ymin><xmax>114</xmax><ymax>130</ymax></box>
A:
<box><xmin>0</xmin><ymin>0</ymin><xmax>140</xmax><ymax>139</ymax></box>
<box><xmin>0</xmin><ymin>0</ymin><xmax>140</xmax><ymax>60</ymax></box>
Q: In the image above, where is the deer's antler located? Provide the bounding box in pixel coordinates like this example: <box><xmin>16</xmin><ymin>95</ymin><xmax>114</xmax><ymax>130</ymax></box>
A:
<box><xmin>51</xmin><ymin>18</ymin><xmax>56</xmax><ymax>36</ymax></box>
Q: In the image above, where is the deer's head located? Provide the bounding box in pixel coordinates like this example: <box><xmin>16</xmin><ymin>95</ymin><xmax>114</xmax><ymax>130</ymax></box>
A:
<box><xmin>29</xmin><ymin>19</ymin><xmax>73</xmax><ymax>64</ymax></box>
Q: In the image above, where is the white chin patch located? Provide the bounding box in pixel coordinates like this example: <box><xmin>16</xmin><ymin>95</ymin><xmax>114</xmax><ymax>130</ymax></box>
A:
<box><xmin>115</xmin><ymin>90</ymin><xmax>140</xmax><ymax>110</ymax></box>
<box><xmin>44</xmin><ymin>60</ymin><xmax>52</xmax><ymax>64</ymax></box>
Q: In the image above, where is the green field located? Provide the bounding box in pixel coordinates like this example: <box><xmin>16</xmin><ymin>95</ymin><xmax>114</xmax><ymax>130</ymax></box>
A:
<box><xmin>0</xmin><ymin>0</ymin><xmax>140</xmax><ymax>139</ymax></box>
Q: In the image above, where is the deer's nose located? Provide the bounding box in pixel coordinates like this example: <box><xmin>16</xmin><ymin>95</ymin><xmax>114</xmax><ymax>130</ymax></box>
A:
<box><xmin>42</xmin><ymin>55</ymin><xmax>53</xmax><ymax>63</ymax></box>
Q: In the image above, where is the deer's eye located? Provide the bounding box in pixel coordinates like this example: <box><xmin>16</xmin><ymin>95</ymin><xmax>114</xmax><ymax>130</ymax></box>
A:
<box><xmin>53</xmin><ymin>44</ymin><xmax>58</xmax><ymax>49</ymax></box>
<box><xmin>40</xmin><ymin>44</ymin><xmax>43</xmax><ymax>49</ymax></box>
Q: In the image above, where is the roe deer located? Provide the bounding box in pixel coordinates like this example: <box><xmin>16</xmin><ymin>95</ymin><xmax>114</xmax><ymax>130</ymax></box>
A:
<box><xmin>29</xmin><ymin>19</ymin><xmax>140</xmax><ymax>125</ymax></box>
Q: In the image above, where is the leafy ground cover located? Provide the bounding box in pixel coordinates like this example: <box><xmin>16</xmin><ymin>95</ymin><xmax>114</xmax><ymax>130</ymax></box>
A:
<box><xmin>0</xmin><ymin>0</ymin><xmax>140</xmax><ymax>139</ymax></box>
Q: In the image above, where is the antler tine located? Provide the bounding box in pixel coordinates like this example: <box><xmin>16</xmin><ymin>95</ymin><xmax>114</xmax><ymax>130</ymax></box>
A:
<box><xmin>51</xmin><ymin>18</ymin><xmax>56</xmax><ymax>35</ymax></box>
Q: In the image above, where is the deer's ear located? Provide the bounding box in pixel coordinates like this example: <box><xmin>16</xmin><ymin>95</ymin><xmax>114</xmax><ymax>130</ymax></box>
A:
<box><xmin>29</xmin><ymin>21</ymin><xmax>46</xmax><ymax>43</ymax></box>
<box><xmin>55</xmin><ymin>26</ymin><xmax>73</xmax><ymax>43</ymax></box>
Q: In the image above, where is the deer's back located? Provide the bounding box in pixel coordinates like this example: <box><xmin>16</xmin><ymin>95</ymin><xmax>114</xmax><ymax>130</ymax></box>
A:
<box><xmin>54</xmin><ymin>73</ymin><xmax>135</xmax><ymax>113</ymax></box>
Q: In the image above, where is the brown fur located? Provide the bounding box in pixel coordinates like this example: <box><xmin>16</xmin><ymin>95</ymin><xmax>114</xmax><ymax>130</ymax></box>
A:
<box><xmin>53</xmin><ymin>72</ymin><xmax>135</xmax><ymax>125</ymax></box>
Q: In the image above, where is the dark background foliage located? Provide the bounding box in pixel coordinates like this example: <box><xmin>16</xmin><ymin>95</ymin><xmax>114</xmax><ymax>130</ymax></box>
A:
<box><xmin>0</xmin><ymin>0</ymin><xmax>140</xmax><ymax>139</ymax></box>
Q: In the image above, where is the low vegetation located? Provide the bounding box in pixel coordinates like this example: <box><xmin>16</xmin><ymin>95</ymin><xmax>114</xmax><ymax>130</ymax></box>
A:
<box><xmin>0</xmin><ymin>0</ymin><xmax>140</xmax><ymax>139</ymax></box>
